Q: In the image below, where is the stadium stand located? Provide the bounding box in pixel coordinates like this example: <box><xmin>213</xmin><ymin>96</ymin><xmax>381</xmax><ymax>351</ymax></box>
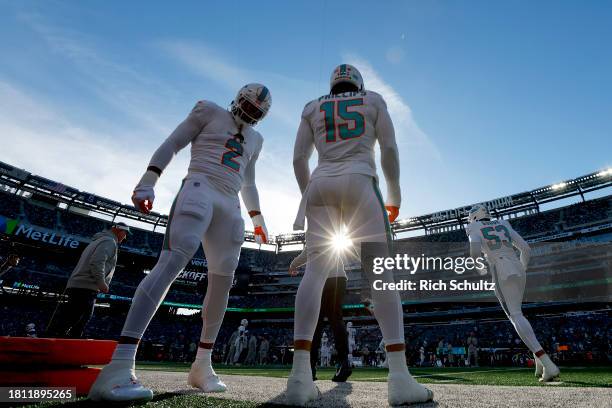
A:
<box><xmin>1</xmin><ymin>162</ymin><xmax>610</xmax><ymax>368</ymax></box>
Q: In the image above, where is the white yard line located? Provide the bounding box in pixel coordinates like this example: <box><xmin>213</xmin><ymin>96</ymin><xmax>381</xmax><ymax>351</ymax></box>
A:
<box><xmin>413</xmin><ymin>367</ymin><xmax>530</xmax><ymax>378</ymax></box>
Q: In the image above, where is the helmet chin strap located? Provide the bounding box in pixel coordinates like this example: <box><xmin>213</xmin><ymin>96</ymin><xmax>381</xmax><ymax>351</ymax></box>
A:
<box><xmin>230</xmin><ymin>106</ymin><xmax>247</xmax><ymax>130</ymax></box>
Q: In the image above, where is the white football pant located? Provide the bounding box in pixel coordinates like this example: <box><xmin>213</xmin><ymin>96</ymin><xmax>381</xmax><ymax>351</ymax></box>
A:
<box><xmin>121</xmin><ymin>173</ymin><xmax>244</xmax><ymax>344</ymax></box>
<box><xmin>491</xmin><ymin>257</ymin><xmax>543</xmax><ymax>353</ymax></box>
<box><xmin>294</xmin><ymin>174</ymin><xmax>404</xmax><ymax>346</ymax></box>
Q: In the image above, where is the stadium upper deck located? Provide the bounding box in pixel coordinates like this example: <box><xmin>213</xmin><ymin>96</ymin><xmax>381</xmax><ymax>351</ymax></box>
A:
<box><xmin>1</xmin><ymin>160</ymin><xmax>611</xmax><ymax>251</ymax></box>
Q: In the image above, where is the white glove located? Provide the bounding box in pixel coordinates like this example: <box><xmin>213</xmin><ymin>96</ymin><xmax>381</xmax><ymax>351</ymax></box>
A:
<box><xmin>476</xmin><ymin>266</ymin><xmax>489</xmax><ymax>276</ymax></box>
<box><xmin>251</xmin><ymin>214</ymin><xmax>268</xmax><ymax>244</ymax></box>
<box><xmin>132</xmin><ymin>170</ymin><xmax>159</xmax><ymax>214</ymax></box>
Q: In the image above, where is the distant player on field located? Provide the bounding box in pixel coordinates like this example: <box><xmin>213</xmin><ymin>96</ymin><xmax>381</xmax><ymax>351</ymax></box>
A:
<box><xmin>286</xmin><ymin>64</ymin><xmax>433</xmax><ymax>405</ymax></box>
<box><xmin>465</xmin><ymin>204</ymin><xmax>560</xmax><ymax>382</ymax></box>
<box><xmin>346</xmin><ymin>321</ymin><xmax>356</xmax><ymax>361</ymax></box>
<box><xmin>89</xmin><ymin>84</ymin><xmax>272</xmax><ymax>402</ymax></box>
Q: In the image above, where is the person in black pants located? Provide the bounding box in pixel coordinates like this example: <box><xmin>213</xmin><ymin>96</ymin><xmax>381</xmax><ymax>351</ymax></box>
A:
<box><xmin>46</xmin><ymin>223</ymin><xmax>129</xmax><ymax>338</ymax></box>
<box><xmin>47</xmin><ymin>287</ymin><xmax>100</xmax><ymax>338</ymax></box>
<box><xmin>289</xmin><ymin>249</ymin><xmax>352</xmax><ymax>382</ymax></box>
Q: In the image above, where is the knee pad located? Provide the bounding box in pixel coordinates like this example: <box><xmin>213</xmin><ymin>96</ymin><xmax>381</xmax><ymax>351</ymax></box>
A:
<box><xmin>170</xmin><ymin>232</ymin><xmax>201</xmax><ymax>259</ymax></box>
<box><xmin>208</xmin><ymin>255</ymin><xmax>240</xmax><ymax>276</ymax></box>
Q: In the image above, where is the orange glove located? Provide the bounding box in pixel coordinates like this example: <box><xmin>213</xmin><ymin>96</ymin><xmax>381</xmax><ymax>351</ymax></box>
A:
<box><xmin>251</xmin><ymin>213</ymin><xmax>268</xmax><ymax>244</ymax></box>
<box><xmin>385</xmin><ymin>206</ymin><xmax>399</xmax><ymax>223</ymax></box>
<box><xmin>132</xmin><ymin>170</ymin><xmax>158</xmax><ymax>215</ymax></box>
<box><xmin>132</xmin><ymin>191</ymin><xmax>153</xmax><ymax>214</ymax></box>
<box><xmin>254</xmin><ymin>225</ymin><xmax>268</xmax><ymax>244</ymax></box>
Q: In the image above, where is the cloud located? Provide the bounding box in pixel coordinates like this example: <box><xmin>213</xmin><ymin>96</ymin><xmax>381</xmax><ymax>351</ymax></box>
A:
<box><xmin>17</xmin><ymin>11</ymin><xmax>180</xmax><ymax>138</ymax></box>
<box><xmin>0</xmin><ymin>81</ymin><xmax>188</xmax><ymax>216</ymax></box>
<box><xmin>343</xmin><ymin>53</ymin><xmax>440</xmax><ymax>160</ymax></box>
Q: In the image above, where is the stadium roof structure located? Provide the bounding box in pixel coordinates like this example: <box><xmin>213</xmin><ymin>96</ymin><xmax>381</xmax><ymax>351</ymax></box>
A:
<box><xmin>1</xmin><ymin>161</ymin><xmax>611</xmax><ymax>250</ymax></box>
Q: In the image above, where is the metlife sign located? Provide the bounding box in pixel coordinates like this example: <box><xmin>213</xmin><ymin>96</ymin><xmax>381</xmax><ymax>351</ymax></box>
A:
<box><xmin>0</xmin><ymin>216</ymin><xmax>80</xmax><ymax>249</ymax></box>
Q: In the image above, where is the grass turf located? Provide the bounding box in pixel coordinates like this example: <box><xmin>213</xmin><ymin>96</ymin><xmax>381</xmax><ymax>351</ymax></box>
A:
<box><xmin>24</xmin><ymin>364</ymin><xmax>611</xmax><ymax>407</ymax></box>
<box><xmin>135</xmin><ymin>362</ymin><xmax>612</xmax><ymax>388</ymax></box>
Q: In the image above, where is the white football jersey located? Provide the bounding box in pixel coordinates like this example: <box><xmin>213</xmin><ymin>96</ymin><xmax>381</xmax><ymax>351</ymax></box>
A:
<box><xmin>466</xmin><ymin>219</ymin><xmax>526</xmax><ymax>265</ymax></box>
<box><xmin>300</xmin><ymin>90</ymin><xmax>388</xmax><ymax>180</ymax></box>
<box><xmin>187</xmin><ymin>101</ymin><xmax>263</xmax><ymax>195</ymax></box>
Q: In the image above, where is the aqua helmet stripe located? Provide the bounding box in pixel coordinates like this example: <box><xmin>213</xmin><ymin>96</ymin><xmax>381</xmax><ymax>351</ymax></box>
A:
<box><xmin>257</xmin><ymin>86</ymin><xmax>269</xmax><ymax>102</ymax></box>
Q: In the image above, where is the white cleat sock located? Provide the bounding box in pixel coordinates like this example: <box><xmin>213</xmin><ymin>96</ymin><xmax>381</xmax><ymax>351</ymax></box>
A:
<box><xmin>188</xmin><ymin>349</ymin><xmax>227</xmax><ymax>393</ymax></box>
<box><xmin>538</xmin><ymin>354</ymin><xmax>560</xmax><ymax>382</ymax></box>
<box><xmin>387</xmin><ymin>351</ymin><xmax>433</xmax><ymax>406</ymax></box>
<box><xmin>534</xmin><ymin>353</ymin><xmax>543</xmax><ymax>378</ymax></box>
<box><xmin>88</xmin><ymin>360</ymin><xmax>153</xmax><ymax>402</ymax></box>
<box><xmin>286</xmin><ymin>350</ymin><xmax>319</xmax><ymax>406</ymax></box>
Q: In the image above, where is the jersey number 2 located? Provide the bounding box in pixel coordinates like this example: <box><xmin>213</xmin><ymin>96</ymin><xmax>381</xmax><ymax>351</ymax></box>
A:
<box><xmin>221</xmin><ymin>138</ymin><xmax>243</xmax><ymax>172</ymax></box>
<box><xmin>320</xmin><ymin>98</ymin><xmax>365</xmax><ymax>142</ymax></box>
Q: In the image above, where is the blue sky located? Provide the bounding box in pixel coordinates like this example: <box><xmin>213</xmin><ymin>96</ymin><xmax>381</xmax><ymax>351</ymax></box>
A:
<box><xmin>0</xmin><ymin>1</ymin><xmax>611</xmax><ymax>233</ymax></box>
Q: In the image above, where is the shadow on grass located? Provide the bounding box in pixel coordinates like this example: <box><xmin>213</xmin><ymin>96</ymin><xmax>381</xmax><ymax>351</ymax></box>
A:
<box><xmin>420</xmin><ymin>374</ymin><xmax>473</xmax><ymax>384</ymax></box>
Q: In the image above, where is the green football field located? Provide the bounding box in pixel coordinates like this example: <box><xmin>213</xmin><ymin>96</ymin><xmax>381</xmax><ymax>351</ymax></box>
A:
<box><xmin>135</xmin><ymin>362</ymin><xmax>611</xmax><ymax>388</ymax></box>
<box><xmin>29</xmin><ymin>364</ymin><xmax>611</xmax><ymax>407</ymax></box>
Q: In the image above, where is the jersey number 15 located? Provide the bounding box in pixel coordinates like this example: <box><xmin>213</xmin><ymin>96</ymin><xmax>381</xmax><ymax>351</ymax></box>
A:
<box><xmin>320</xmin><ymin>98</ymin><xmax>365</xmax><ymax>142</ymax></box>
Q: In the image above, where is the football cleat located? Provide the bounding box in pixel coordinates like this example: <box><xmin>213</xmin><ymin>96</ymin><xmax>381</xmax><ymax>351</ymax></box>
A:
<box><xmin>88</xmin><ymin>365</ymin><xmax>153</xmax><ymax>402</ymax></box>
<box><xmin>331</xmin><ymin>361</ymin><xmax>352</xmax><ymax>382</ymax></box>
<box><xmin>188</xmin><ymin>363</ymin><xmax>227</xmax><ymax>393</ymax></box>
<box><xmin>187</xmin><ymin>367</ymin><xmax>227</xmax><ymax>392</ymax></box>
<box><xmin>388</xmin><ymin>371</ymin><xmax>434</xmax><ymax>406</ymax></box>
<box><xmin>539</xmin><ymin>363</ymin><xmax>560</xmax><ymax>383</ymax></box>
<box><xmin>285</xmin><ymin>370</ymin><xmax>320</xmax><ymax>406</ymax></box>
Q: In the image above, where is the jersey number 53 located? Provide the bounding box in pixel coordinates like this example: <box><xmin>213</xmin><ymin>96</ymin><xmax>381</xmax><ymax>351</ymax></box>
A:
<box><xmin>320</xmin><ymin>98</ymin><xmax>365</xmax><ymax>142</ymax></box>
<box><xmin>480</xmin><ymin>225</ymin><xmax>513</xmax><ymax>250</ymax></box>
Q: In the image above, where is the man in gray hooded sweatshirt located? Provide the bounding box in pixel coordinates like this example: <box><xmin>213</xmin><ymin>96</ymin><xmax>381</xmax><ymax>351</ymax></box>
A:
<box><xmin>46</xmin><ymin>222</ymin><xmax>130</xmax><ymax>338</ymax></box>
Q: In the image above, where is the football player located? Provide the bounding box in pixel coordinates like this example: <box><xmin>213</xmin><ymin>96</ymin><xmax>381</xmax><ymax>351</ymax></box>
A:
<box><xmin>88</xmin><ymin>84</ymin><xmax>271</xmax><ymax>402</ymax></box>
<box><xmin>286</xmin><ymin>64</ymin><xmax>433</xmax><ymax>405</ymax></box>
<box><xmin>465</xmin><ymin>204</ymin><xmax>560</xmax><ymax>382</ymax></box>
<box><xmin>233</xmin><ymin>319</ymin><xmax>249</xmax><ymax>364</ymax></box>
<box><xmin>346</xmin><ymin>321</ymin><xmax>356</xmax><ymax>361</ymax></box>
<box><xmin>289</xmin><ymin>248</ymin><xmax>352</xmax><ymax>382</ymax></box>
<box><xmin>320</xmin><ymin>332</ymin><xmax>331</xmax><ymax>367</ymax></box>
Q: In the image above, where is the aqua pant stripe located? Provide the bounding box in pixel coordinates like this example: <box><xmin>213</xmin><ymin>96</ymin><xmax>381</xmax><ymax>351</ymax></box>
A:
<box><xmin>162</xmin><ymin>180</ymin><xmax>186</xmax><ymax>251</ymax></box>
<box><xmin>371</xmin><ymin>178</ymin><xmax>393</xmax><ymax>244</ymax></box>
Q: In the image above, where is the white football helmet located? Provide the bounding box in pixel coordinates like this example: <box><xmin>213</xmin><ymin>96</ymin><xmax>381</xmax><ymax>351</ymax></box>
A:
<box><xmin>240</xmin><ymin>318</ymin><xmax>248</xmax><ymax>327</ymax></box>
<box><xmin>468</xmin><ymin>204</ymin><xmax>490</xmax><ymax>223</ymax></box>
<box><xmin>346</xmin><ymin>321</ymin><xmax>353</xmax><ymax>328</ymax></box>
<box><xmin>330</xmin><ymin>64</ymin><xmax>364</xmax><ymax>92</ymax></box>
<box><xmin>230</xmin><ymin>83</ymin><xmax>271</xmax><ymax>126</ymax></box>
